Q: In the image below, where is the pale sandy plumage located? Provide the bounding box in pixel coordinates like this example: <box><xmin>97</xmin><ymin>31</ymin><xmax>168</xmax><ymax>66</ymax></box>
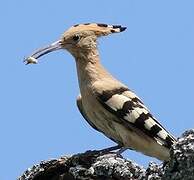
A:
<box><xmin>25</xmin><ymin>23</ymin><xmax>176</xmax><ymax>161</ymax></box>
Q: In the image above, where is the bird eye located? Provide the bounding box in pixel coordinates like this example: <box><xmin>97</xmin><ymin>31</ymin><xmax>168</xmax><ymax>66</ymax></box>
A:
<box><xmin>72</xmin><ymin>35</ymin><xmax>80</xmax><ymax>42</ymax></box>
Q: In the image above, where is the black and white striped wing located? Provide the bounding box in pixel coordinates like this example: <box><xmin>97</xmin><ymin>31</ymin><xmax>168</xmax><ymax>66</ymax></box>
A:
<box><xmin>96</xmin><ymin>87</ymin><xmax>176</xmax><ymax>149</ymax></box>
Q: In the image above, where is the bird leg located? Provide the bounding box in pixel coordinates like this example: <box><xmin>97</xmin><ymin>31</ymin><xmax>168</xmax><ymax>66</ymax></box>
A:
<box><xmin>90</xmin><ymin>145</ymin><xmax>128</xmax><ymax>155</ymax></box>
<box><xmin>99</xmin><ymin>145</ymin><xmax>122</xmax><ymax>153</ymax></box>
<box><xmin>115</xmin><ymin>147</ymin><xmax>128</xmax><ymax>154</ymax></box>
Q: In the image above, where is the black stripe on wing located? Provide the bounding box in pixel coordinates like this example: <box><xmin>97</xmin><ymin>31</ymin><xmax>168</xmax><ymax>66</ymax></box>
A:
<box><xmin>96</xmin><ymin>87</ymin><xmax>176</xmax><ymax>148</ymax></box>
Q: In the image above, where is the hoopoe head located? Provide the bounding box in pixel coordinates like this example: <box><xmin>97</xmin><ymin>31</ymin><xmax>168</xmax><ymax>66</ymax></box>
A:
<box><xmin>24</xmin><ymin>23</ymin><xmax>126</xmax><ymax>64</ymax></box>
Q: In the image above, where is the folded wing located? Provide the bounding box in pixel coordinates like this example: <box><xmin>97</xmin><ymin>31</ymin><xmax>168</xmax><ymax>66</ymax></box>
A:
<box><xmin>96</xmin><ymin>87</ymin><xmax>176</xmax><ymax>149</ymax></box>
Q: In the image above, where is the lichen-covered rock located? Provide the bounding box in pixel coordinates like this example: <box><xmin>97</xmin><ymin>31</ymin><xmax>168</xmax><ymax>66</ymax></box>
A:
<box><xmin>18</xmin><ymin>129</ymin><xmax>194</xmax><ymax>180</ymax></box>
<box><xmin>66</xmin><ymin>152</ymin><xmax>146</xmax><ymax>179</ymax></box>
<box><xmin>143</xmin><ymin>162</ymin><xmax>164</xmax><ymax>180</ymax></box>
<box><xmin>18</xmin><ymin>157</ymin><xmax>70</xmax><ymax>180</ymax></box>
<box><xmin>162</xmin><ymin>129</ymin><xmax>194</xmax><ymax>180</ymax></box>
<box><xmin>93</xmin><ymin>154</ymin><xmax>145</xmax><ymax>179</ymax></box>
<box><xmin>18</xmin><ymin>151</ymin><xmax>146</xmax><ymax>180</ymax></box>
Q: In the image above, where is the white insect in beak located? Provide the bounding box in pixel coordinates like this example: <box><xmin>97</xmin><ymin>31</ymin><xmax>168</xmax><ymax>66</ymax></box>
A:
<box><xmin>24</xmin><ymin>56</ymin><xmax>38</xmax><ymax>65</ymax></box>
<box><xmin>24</xmin><ymin>40</ymin><xmax>62</xmax><ymax>65</ymax></box>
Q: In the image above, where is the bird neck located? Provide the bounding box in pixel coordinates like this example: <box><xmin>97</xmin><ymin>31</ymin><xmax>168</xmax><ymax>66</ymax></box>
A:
<box><xmin>75</xmin><ymin>48</ymin><xmax>113</xmax><ymax>88</ymax></box>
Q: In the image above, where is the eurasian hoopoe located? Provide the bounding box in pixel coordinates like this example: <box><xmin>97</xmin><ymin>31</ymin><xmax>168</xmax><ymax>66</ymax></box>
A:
<box><xmin>25</xmin><ymin>23</ymin><xmax>176</xmax><ymax>161</ymax></box>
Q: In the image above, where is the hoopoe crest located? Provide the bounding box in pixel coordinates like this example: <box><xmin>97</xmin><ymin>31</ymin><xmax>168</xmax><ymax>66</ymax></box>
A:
<box><xmin>25</xmin><ymin>23</ymin><xmax>176</xmax><ymax>161</ymax></box>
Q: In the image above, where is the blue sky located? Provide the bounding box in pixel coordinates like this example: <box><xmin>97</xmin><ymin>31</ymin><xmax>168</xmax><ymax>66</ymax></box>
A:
<box><xmin>1</xmin><ymin>1</ymin><xmax>194</xmax><ymax>179</ymax></box>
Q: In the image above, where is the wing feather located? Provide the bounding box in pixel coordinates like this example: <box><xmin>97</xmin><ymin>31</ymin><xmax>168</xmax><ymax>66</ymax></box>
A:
<box><xmin>96</xmin><ymin>88</ymin><xmax>176</xmax><ymax>148</ymax></box>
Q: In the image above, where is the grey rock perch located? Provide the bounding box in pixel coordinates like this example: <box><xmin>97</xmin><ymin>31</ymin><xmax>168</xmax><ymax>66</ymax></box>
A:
<box><xmin>162</xmin><ymin>129</ymin><xmax>194</xmax><ymax>180</ymax></box>
<box><xmin>18</xmin><ymin>129</ymin><xmax>194</xmax><ymax>180</ymax></box>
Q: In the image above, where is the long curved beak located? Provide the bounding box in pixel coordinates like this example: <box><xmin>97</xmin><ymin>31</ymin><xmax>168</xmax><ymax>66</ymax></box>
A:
<box><xmin>24</xmin><ymin>40</ymin><xmax>62</xmax><ymax>65</ymax></box>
